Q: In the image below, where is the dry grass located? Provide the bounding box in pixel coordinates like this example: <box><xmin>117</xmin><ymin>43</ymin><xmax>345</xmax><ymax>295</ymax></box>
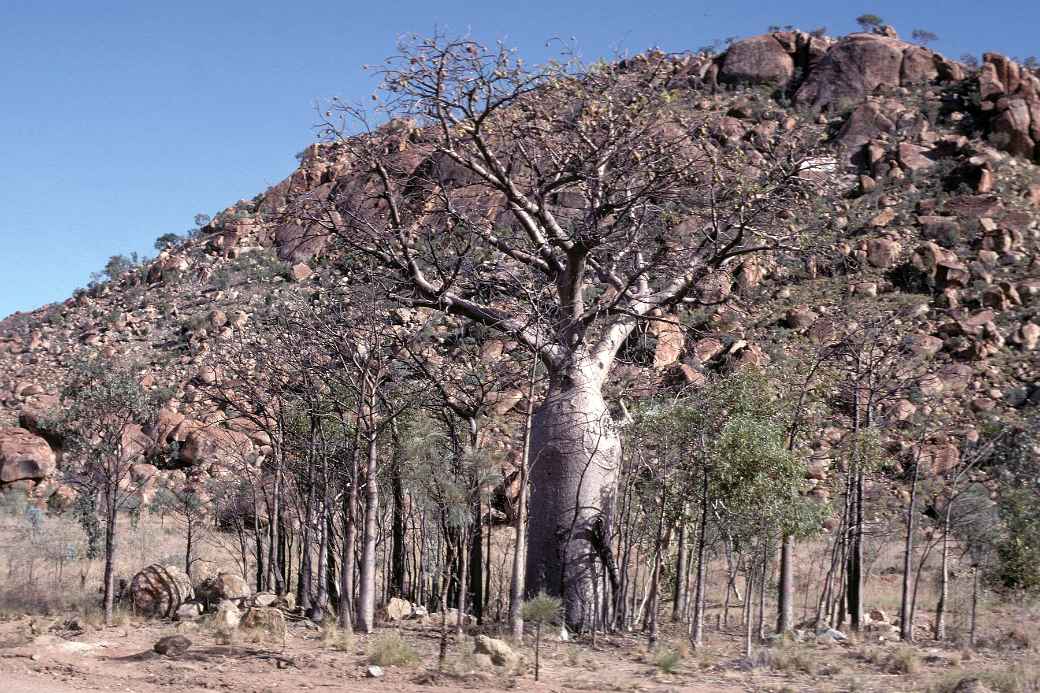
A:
<box><xmin>652</xmin><ymin>645</ymin><xmax>684</xmax><ymax>673</ymax></box>
<box><xmin>929</xmin><ymin>666</ymin><xmax>1040</xmax><ymax>693</ymax></box>
<box><xmin>753</xmin><ymin>642</ymin><xmax>818</xmax><ymax>675</ymax></box>
<box><xmin>319</xmin><ymin>621</ymin><xmax>354</xmax><ymax>652</ymax></box>
<box><xmin>368</xmin><ymin>630</ymin><xmax>420</xmax><ymax>667</ymax></box>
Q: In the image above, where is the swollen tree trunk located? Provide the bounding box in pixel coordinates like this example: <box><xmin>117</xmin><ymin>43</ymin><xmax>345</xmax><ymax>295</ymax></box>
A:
<box><xmin>357</xmin><ymin>430</ymin><xmax>379</xmax><ymax>633</ymax></box>
<box><xmin>526</xmin><ymin>365</ymin><xmax>621</xmax><ymax>631</ymax></box>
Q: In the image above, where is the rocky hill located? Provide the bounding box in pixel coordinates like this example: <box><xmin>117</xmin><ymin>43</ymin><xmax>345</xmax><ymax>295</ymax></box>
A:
<box><xmin>1</xmin><ymin>24</ymin><xmax>1038</xmax><ymax>508</ymax></box>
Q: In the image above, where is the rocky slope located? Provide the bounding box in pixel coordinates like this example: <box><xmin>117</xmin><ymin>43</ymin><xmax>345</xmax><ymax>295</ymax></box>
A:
<box><xmin>1</xmin><ymin>24</ymin><xmax>1038</xmax><ymax>509</ymax></box>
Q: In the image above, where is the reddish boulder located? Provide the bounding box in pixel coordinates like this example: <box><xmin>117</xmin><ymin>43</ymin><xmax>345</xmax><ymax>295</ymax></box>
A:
<box><xmin>795</xmin><ymin>34</ymin><xmax>905</xmax><ymax>109</ymax></box>
<box><xmin>719</xmin><ymin>34</ymin><xmax>794</xmax><ymax>85</ymax></box>
<box><xmin>0</xmin><ymin>427</ymin><xmax>56</xmax><ymax>485</ymax></box>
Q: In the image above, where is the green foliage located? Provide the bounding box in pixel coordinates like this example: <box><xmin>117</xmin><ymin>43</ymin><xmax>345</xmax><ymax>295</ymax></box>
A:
<box><xmin>210</xmin><ymin>250</ymin><xmax>289</xmax><ymax>289</ymax></box>
<box><xmin>631</xmin><ymin>369</ymin><xmax>824</xmax><ymax>544</ymax></box>
<box><xmin>996</xmin><ymin>487</ymin><xmax>1040</xmax><ymax>592</ymax></box>
<box><xmin>153</xmin><ymin>232</ymin><xmax>181</xmax><ymax>251</ymax></box>
<box><xmin>522</xmin><ymin>592</ymin><xmax>562</xmax><ymax>624</ymax></box>
<box><xmin>911</xmin><ymin>29</ymin><xmax>938</xmax><ymax>46</ymax></box>
<box><xmin>71</xmin><ymin>492</ymin><xmax>101</xmax><ymax>560</ymax></box>
<box><xmin>855</xmin><ymin>14</ymin><xmax>885</xmax><ymax>31</ymax></box>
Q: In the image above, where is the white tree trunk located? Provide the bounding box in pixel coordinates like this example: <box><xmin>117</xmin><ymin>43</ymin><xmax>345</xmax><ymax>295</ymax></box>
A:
<box><xmin>357</xmin><ymin>431</ymin><xmax>379</xmax><ymax>633</ymax></box>
<box><xmin>526</xmin><ymin>365</ymin><xmax>620</xmax><ymax>630</ymax></box>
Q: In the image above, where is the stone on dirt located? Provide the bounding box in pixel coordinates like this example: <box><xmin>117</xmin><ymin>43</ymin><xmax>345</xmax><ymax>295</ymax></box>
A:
<box><xmin>130</xmin><ymin>564</ymin><xmax>193</xmax><ymax>619</ymax></box>
<box><xmin>473</xmin><ymin>634</ymin><xmax>519</xmax><ymax>668</ymax></box>
<box><xmin>384</xmin><ymin>596</ymin><xmax>412</xmax><ymax>621</ymax></box>
<box><xmin>241</xmin><ymin>607</ymin><xmax>286</xmax><ymax>641</ymax></box>
<box><xmin>175</xmin><ymin>602</ymin><xmax>203</xmax><ymax>621</ymax></box>
<box><xmin>154</xmin><ymin>634</ymin><xmax>192</xmax><ymax>656</ymax></box>
<box><xmin>215</xmin><ymin>600</ymin><xmax>241</xmax><ymax>630</ymax></box>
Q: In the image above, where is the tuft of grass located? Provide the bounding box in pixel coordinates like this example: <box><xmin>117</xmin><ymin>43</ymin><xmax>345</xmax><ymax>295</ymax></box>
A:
<box><xmin>929</xmin><ymin>666</ymin><xmax>1040</xmax><ymax>693</ymax></box>
<box><xmin>319</xmin><ymin>622</ymin><xmax>354</xmax><ymax>652</ymax></box>
<box><xmin>653</xmin><ymin>647</ymin><xmax>683</xmax><ymax>674</ymax></box>
<box><xmin>880</xmin><ymin>644</ymin><xmax>920</xmax><ymax>675</ymax></box>
<box><xmin>368</xmin><ymin>631</ymin><xmax>420</xmax><ymax>667</ymax></box>
<box><xmin>753</xmin><ymin>643</ymin><xmax>817</xmax><ymax>675</ymax></box>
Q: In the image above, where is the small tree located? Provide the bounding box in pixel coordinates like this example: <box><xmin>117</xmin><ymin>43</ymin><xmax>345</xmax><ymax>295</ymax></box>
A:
<box><xmin>56</xmin><ymin>355</ymin><xmax>159</xmax><ymax>624</ymax></box>
<box><xmin>910</xmin><ymin>29</ymin><xmax>938</xmax><ymax>46</ymax></box>
<box><xmin>153</xmin><ymin>232</ymin><xmax>182</xmax><ymax>251</ymax></box>
<box><xmin>522</xmin><ymin>592</ymin><xmax>562</xmax><ymax>681</ymax></box>
<box><xmin>151</xmin><ymin>481</ymin><xmax>210</xmax><ymax>579</ymax></box>
<box><xmin>855</xmin><ymin>14</ymin><xmax>885</xmax><ymax>32</ymax></box>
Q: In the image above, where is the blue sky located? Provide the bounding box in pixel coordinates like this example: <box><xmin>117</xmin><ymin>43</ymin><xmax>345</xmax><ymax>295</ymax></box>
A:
<box><xmin>1</xmin><ymin>0</ymin><xmax>1036</xmax><ymax>318</ymax></box>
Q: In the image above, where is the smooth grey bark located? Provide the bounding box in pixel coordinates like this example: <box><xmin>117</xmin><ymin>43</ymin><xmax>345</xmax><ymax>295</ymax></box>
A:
<box><xmin>899</xmin><ymin>452</ymin><xmax>920</xmax><ymax>642</ymax></box>
<box><xmin>526</xmin><ymin>362</ymin><xmax>621</xmax><ymax>631</ymax></box>
<box><xmin>102</xmin><ymin>508</ymin><xmax>117</xmax><ymax>625</ymax></box>
<box><xmin>933</xmin><ymin>502</ymin><xmax>953</xmax><ymax>640</ymax></box>
<box><xmin>509</xmin><ymin>358</ymin><xmax>537</xmax><ymax>642</ymax></box>
<box><xmin>357</xmin><ymin>429</ymin><xmax>379</xmax><ymax>633</ymax></box>
<box><xmin>647</xmin><ymin>490</ymin><xmax>667</xmax><ymax>647</ymax></box>
<box><xmin>337</xmin><ymin>437</ymin><xmax>361</xmax><ymax>632</ymax></box>
<box><xmin>672</xmin><ymin>516</ymin><xmax>688</xmax><ymax>622</ymax></box>
<box><xmin>690</xmin><ymin>471</ymin><xmax>709</xmax><ymax>649</ymax></box>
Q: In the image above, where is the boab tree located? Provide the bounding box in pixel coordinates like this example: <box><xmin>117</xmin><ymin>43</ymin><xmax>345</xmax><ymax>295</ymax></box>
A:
<box><xmin>305</xmin><ymin>35</ymin><xmax>826</xmax><ymax>626</ymax></box>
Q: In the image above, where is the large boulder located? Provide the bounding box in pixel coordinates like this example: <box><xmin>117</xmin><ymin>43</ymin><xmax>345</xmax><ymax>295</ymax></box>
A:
<box><xmin>0</xmin><ymin>427</ymin><xmax>56</xmax><ymax>486</ymax></box>
<box><xmin>978</xmin><ymin>53</ymin><xmax>1040</xmax><ymax>161</ymax></box>
<box><xmin>214</xmin><ymin>572</ymin><xmax>250</xmax><ymax>601</ymax></box>
<box><xmin>796</xmin><ymin>33</ymin><xmax>905</xmax><ymax>109</ymax></box>
<box><xmin>718</xmin><ymin>34</ymin><xmax>794</xmax><ymax>85</ymax></box>
<box><xmin>474</xmin><ymin>634</ymin><xmax>520</xmax><ymax>668</ymax></box>
<box><xmin>241</xmin><ymin>607</ymin><xmax>286</xmax><ymax>642</ymax></box>
<box><xmin>129</xmin><ymin>564</ymin><xmax>194</xmax><ymax>618</ymax></box>
<box><xmin>384</xmin><ymin>597</ymin><xmax>413</xmax><ymax>622</ymax></box>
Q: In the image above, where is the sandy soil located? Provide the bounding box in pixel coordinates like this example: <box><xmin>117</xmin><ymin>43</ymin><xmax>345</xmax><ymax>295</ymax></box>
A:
<box><xmin>0</xmin><ymin>616</ymin><xmax>747</xmax><ymax>693</ymax></box>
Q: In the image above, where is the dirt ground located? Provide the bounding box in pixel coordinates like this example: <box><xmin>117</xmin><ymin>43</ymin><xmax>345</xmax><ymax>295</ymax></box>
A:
<box><xmin>0</xmin><ymin>615</ymin><xmax>751</xmax><ymax>693</ymax></box>
<box><xmin>0</xmin><ymin>611</ymin><xmax>1030</xmax><ymax>693</ymax></box>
